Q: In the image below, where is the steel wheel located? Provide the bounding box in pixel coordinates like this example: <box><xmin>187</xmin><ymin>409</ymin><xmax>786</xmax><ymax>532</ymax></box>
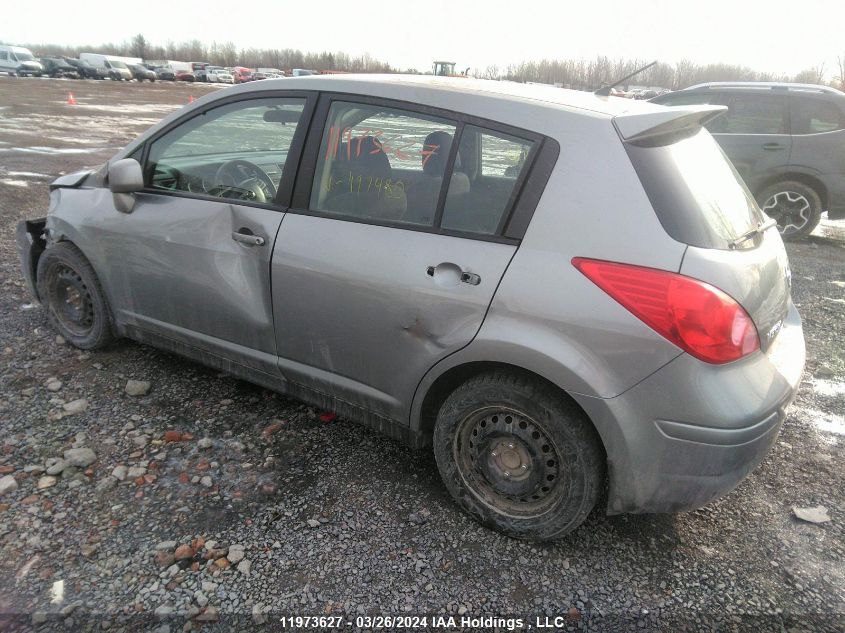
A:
<box><xmin>434</xmin><ymin>371</ymin><xmax>604</xmax><ymax>540</ymax></box>
<box><xmin>454</xmin><ymin>407</ymin><xmax>565</xmax><ymax>517</ymax></box>
<box><xmin>51</xmin><ymin>264</ymin><xmax>95</xmax><ymax>337</ymax></box>
<box><xmin>36</xmin><ymin>242</ymin><xmax>115</xmax><ymax>349</ymax></box>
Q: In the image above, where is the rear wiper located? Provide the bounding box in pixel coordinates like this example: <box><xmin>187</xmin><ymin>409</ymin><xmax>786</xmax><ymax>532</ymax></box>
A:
<box><xmin>728</xmin><ymin>217</ymin><xmax>778</xmax><ymax>249</ymax></box>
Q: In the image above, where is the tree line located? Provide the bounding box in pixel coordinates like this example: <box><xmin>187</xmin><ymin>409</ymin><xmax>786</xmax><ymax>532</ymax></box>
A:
<box><xmin>478</xmin><ymin>58</ymin><xmax>840</xmax><ymax>91</ymax></box>
<box><xmin>8</xmin><ymin>34</ymin><xmax>845</xmax><ymax>91</ymax></box>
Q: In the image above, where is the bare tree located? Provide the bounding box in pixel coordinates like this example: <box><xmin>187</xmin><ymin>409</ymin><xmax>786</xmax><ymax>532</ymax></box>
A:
<box><xmin>793</xmin><ymin>63</ymin><xmax>826</xmax><ymax>85</ymax></box>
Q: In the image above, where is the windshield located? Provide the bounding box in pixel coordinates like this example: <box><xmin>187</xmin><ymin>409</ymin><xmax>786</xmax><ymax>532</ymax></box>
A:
<box><xmin>15</xmin><ymin>51</ymin><xmax>35</xmax><ymax>61</ymax></box>
<box><xmin>110</xmin><ymin>60</ymin><xmax>127</xmax><ymax>69</ymax></box>
<box><xmin>626</xmin><ymin>128</ymin><xmax>763</xmax><ymax>250</ymax></box>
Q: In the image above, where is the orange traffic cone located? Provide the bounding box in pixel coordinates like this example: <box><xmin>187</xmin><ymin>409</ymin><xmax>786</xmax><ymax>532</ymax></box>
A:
<box><xmin>66</xmin><ymin>92</ymin><xmax>77</xmax><ymax>105</ymax></box>
<box><xmin>188</xmin><ymin>95</ymin><xmax>195</xmax><ymax>103</ymax></box>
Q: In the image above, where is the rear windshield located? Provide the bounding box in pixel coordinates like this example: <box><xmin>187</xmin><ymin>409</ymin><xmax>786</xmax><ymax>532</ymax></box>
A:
<box><xmin>625</xmin><ymin>129</ymin><xmax>763</xmax><ymax>250</ymax></box>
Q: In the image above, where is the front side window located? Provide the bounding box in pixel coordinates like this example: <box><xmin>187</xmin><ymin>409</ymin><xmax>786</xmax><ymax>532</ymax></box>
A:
<box><xmin>440</xmin><ymin>126</ymin><xmax>535</xmax><ymax>234</ymax></box>
<box><xmin>717</xmin><ymin>94</ymin><xmax>788</xmax><ymax>134</ymax></box>
<box><xmin>146</xmin><ymin>97</ymin><xmax>306</xmax><ymax>203</ymax></box>
<box><xmin>791</xmin><ymin>97</ymin><xmax>845</xmax><ymax>134</ymax></box>
<box><xmin>309</xmin><ymin>101</ymin><xmax>457</xmax><ymax>225</ymax></box>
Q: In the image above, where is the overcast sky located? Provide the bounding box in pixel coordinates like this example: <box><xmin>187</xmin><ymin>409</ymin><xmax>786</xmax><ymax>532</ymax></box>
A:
<box><xmin>5</xmin><ymin>0</ymin><xmax>844</xmax><ymax>78</ymax></box>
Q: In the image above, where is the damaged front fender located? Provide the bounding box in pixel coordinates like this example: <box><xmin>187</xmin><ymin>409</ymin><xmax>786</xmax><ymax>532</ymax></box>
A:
<box><xmin>16</xmin><ymin>218</ymin><xmax>47</xmax><ymax>301</ymax></box>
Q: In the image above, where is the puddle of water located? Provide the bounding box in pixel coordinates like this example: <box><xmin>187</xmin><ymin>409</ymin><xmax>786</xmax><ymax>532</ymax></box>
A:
<box><xmin>1</xmin><ymin>179</ymin><xmax>28</xmax><ymax>186</ymax></box>
<box><xmin>810</xmin><ymin>378</ymin><xmax>845</xmax><ymax>398</ymax></box>
<box><xmin>2</xmin><ymin>146</ymin><xmax>109</xmax><ymax>155</ymax></box>
<box><xmin>5</xmin><ymin>171</ymin><xmax>50</xmax><ymax>178</ymax></box>
<box><xmin>74</xmin><ymin>103</ymin><xmax>180</xmax><ymax>114</ymax></box>
<box><xmin>805</xmin><ymin>407</ymin><xmax>845</xmax><ymax>437</ymax></box>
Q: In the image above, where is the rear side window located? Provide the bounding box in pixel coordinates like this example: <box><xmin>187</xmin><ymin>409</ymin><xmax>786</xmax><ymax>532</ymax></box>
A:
<box><xmin>309</xmin><ymin>101</ymin><xmax>457</xmax><ymax>226</ymax></box>
<box><xmin>441</xmin><ymin>126</ymin><xmax>535</xmax><ymax>235</ymax></box>
<box><xmin>791</xmin><ymin>97</ymin><xmax>845</xmax><ymax>134</ymax></box>
<box><xmin>626</xmin><ymin>129</ymin><xmax>764</xmax><ymax>250</ymax></box>
<box><xmin>716</xmin><ymin>94</ymin><xmax>788</xmax><ymax>134</ymax></box>
<box><xmin>0</xmin><ymin>51</ymin><xmax>8</xmax><ymax>61</ymax></box>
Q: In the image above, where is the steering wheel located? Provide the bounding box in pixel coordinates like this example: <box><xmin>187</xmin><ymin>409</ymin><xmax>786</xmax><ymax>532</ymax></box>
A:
<box><xmin>213</xmin><ymin>159</ymin><xmax>277</xmax><ymax>203</ymax></box>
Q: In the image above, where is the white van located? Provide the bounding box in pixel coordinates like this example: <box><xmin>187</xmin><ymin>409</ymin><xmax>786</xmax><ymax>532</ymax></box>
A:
<box><xmin>79</xmin><ymin>53</ymin><xmax>135</xmax><ymax>80</ymax></box>
<box><xmin>0</xmin><ymin>45</ymin><xmax>43</xmax><ymax>76</ymax></box>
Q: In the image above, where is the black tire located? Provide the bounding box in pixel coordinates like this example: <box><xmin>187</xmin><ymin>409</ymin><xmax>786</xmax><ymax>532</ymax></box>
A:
<box><xmin>433</xmin><ymin>370</ymin><xmax>604</xmax><ymax>540</ymax></box>
<box><xmin>36</xmin><ymin>242</ymin><xmax>115</xmax><ymax>350</ymax></box>
<box><xmin>756</xmin><ymin>181</ymin><xmax>822</xmax><ymax>241</ymax></box>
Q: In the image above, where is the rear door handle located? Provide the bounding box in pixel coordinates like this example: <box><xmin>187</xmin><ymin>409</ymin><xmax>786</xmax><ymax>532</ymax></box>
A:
<box><xmin>762</xmin><ymin>143</ymin><xmax>785</xmax><ymax>151</ymax></box>
<box><xmin>426</xmin><ymin>264</ymin><xmax>481</xmax><ymax>286</ymax></box>
<box><xmin>232</xmin><ymin>230</ymin><xmax>265</xmax><ymax>246</ymax></box>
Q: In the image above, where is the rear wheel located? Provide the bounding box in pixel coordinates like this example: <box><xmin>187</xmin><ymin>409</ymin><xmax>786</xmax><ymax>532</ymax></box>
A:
<box><xmin>36</xmin><ymin>242</ymin><xmax>114</xmax><ymax>350</ymax></box>
<box><xmin>433</xmin><ymin>370</ymin><xmax>604</xmax><ymax>540</ymax></box>
<box><xmin>757</xmin><ymin>181</ymin><xmax>822</xmax><ymax>240</ymax></box>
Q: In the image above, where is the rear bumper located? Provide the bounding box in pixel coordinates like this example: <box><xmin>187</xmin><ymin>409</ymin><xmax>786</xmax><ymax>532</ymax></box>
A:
<box><xmin>574</xmin><ymin>301</ymin><xmax>805</xmax><ymax>514</ymax></box>
<box><xmin>821</xmin><ymin>174</ymin><xmax>845</xmax><ymax>219</ymax></box>
<box><xmin>16</xmin><ymin>218</ymin><xmax>46</xmax><ymax>301</ymax></box>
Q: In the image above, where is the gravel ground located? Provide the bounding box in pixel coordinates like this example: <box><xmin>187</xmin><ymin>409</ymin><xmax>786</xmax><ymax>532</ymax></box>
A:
<box><xmin>0</xmin><ymin>77</ymin><xmax>844</xmax><ymax>632</ymax></box>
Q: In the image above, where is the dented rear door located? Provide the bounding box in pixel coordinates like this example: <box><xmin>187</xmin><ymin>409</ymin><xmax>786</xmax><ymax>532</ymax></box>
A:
<box><xmin>270</xmin><ymin>217</ymin><xmax>515</xmax><ymax>423</ymax></box>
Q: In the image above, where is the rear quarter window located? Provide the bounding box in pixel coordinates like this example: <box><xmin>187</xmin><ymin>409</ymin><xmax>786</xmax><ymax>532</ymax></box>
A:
<box><xmin>791</xmin><ymin>97</ymin><xmax>845</xmax><ymax>134</ymax></box>
<box><xmin>715</xmin><ymin>94</ymin><xmax>789</xmax><ymax>134</ymax></box>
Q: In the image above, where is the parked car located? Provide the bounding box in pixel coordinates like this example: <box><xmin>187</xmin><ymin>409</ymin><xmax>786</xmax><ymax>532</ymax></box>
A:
<box><xmin>63</xmin><ymin>57</ymin><xmax>107</xmax><ymax>80</ymax></box>
<box><xmin>174</xmin><ymin>70</ymin><xmax>195</xmax><ymax>82</ymax></box>
<box><xmin>17</xmin><ymin>76</ymin><xmax>805</xmax><ymax>540</ymax></box>
<box><xmin>152</xmin><ymin>66</ymin><xmax>176</xmax><ymax>81</ymax></box>
<box><xmin>78</xmin><ymin>53</ymin><xmax>135</xmax><ymax>81</ymax></box>
<box><xmin>207</xmin><ymin>68</ymin><xmax>234</xmax><ymax>84</ymax></box>
<box><xmin>652</xmin><ymin>82</ymin><xmax>845</xmax><ymax>239</ymax></box>
<box><xmin>39</xmin><ymin>57</ymin><xmax>79</xmax><ymax>79</ymax></box>
<box><xmin>129</xmin><ymin>64</ymin><xmax>156</xmax><ymax>82</ymax></box>
<box><xmin>0</xmin><ymin>45</ymin><xmax>43</xmax><ymax>76</ymax></box>
<box><xmin>229</xmin><ymin>66</ymin><xmax>254</xmax><ymax>83</ymax></box>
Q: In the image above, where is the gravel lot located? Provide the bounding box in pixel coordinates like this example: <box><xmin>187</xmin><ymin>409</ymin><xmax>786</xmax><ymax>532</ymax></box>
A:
<box><xmin>0</xmin><ymin>77</ymin><xmax>843</xmax><ymax>632</ymax></box>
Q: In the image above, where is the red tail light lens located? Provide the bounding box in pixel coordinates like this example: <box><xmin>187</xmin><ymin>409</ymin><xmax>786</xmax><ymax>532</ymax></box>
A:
<box><xmin>572</xmin><ymin>257</ymin><xmax>759</xmax><ymax>364</ymax></box>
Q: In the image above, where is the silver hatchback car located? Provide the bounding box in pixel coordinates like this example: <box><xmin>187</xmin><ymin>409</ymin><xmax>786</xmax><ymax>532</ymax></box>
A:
<box><xmin>17</xmin><ymin>76</ymin><xmax>805</xmax><ymax>540</ymax></box>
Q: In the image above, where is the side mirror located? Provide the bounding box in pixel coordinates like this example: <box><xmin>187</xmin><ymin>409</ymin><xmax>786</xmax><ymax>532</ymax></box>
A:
<box><xmin>108</xmin><ymin>158</ymin><xmax>143</xmax><ymax>213</ymax></box>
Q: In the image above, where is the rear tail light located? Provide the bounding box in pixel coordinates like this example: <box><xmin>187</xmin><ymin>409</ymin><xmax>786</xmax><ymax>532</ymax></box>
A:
<box><xmin>572</xmin><ymin>257</ymin><xmax>759</xmax><ymax>364</ymax></box>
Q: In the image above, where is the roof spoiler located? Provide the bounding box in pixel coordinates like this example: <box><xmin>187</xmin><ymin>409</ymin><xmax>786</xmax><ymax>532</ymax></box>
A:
<box><xmin>613</xmin><ymin>105</ymin><xmax>727</xmax><ymax>144</ymax></box>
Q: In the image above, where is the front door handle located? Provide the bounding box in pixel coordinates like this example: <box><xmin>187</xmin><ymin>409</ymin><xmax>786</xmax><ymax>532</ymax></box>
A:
<box><xmin>232</xmin><ymin>230</ymin><xmax>265</xmax><ymax>246</ymax></box>
<box><xmin>762</xmin><ymin>142</ymin><xmax>785</xmax><ymax>151</ymax></box>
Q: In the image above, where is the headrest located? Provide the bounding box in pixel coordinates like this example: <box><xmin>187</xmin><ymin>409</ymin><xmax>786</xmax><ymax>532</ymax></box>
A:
<box><xmin>423</xmin><ymin>131</ymin><xmax>459</xmax><ymax>175</ymax></box>
<box><xmin>335</xmin><ymin>135</ymin><xmax>391</xmax><ymax>179</ymax></box>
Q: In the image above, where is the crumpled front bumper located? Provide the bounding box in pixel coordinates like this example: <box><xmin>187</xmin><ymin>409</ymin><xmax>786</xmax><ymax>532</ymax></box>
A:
<box><xmin>16</xmin><ymin>218</ymin><xmax>46</xmax><ymax>301</ymax></box>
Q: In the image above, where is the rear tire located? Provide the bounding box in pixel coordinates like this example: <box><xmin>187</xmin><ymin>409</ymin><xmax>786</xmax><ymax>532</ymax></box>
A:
<box><xmin>433</xmin><ymin>370</ymin><xmax>604</xmax><ymax>540</ymax></box>
<box><xmin>757</xmin><ymin>181</ymin><xmax>822</xmax><ymax>240</ymax></box>
<box><xmin>36</xmin><ymin>242</ymin><xmax>115</xmax><ymax>350</ymax></box>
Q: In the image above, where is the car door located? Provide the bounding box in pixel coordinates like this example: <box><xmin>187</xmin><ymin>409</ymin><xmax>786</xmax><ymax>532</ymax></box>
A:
<box><xmin>708</xmin><ymin>92</ymin><xmax>792</xmax><ymax>192</ymax></box>
<box><xmin>271</xmin><ymin>95</ymin><xmax>542</xmax><ymax>424</ymax></box>
<box><xmin>91</xmin><ymin>94</ymin><xmax>314</xmax><ymax>374</ymax></box>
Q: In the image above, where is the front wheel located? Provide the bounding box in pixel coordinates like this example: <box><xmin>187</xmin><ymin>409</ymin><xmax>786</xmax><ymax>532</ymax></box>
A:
<box><xmin>36</xmin><ymin>242</ymin><xmax>115</xmax><ymax>349</ymax></box>
<box><xmin>433</xmin><ymin>371</ymin><xmax>604</xmax><ymax>540</ymax></box>
<box><xmin>757</xmin><ymin>181</ymin><xmax>822</xmax><ymax>240</ymax></box>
